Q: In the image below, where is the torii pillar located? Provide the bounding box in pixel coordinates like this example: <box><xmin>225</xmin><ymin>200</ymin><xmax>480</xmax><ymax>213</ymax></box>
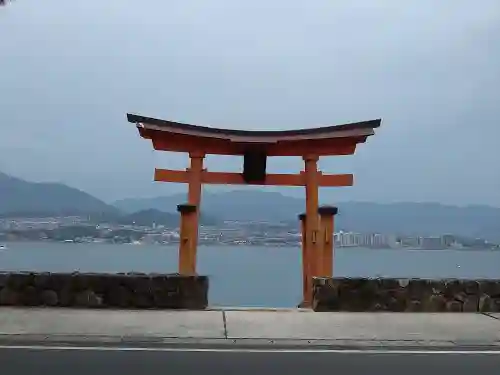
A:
<box><xmin>185</xmin><ymin>151</ymin><xmax>205</xmax><ymax>274</ymax></box>
<box><xmin>317</xmin><ymin>205</ymin><xmax>338</xmax><ymax>277</ymax></box>
<box><xmin>298</xmin><ymin>205</ymin><xmax>338</xmax><ymax>307</ymax></box>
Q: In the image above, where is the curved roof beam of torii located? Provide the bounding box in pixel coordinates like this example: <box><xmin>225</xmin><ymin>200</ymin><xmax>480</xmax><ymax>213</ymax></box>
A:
<box><xmin>127</xmin><ymin>113</ymin><xmax>381</xmax><ymax>157</ymax></box>
<box><xmin>127</xmin><ymin>113</ymin><xmax>380</xmax><ymax>141</ymax></box>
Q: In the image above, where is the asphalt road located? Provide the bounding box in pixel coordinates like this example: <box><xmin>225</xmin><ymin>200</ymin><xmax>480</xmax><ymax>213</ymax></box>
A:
<box><xmin>2</xmin><ymin>346</ymin><xmax>500</xmax><ymax>375</ymax></box>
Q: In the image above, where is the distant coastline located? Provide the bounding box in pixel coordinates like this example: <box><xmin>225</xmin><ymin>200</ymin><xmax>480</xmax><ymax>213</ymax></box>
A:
<box><xmin>1</xmin><ymin>239</ymin><xmax>497</xmax><ymax>252</ymax></box>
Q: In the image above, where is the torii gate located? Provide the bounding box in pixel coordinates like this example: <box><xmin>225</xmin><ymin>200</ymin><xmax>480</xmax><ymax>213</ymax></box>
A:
<box><xmin>127</xmin><ymin>113</ymin><xmax>380</xmax><ymax>306</ymax></box>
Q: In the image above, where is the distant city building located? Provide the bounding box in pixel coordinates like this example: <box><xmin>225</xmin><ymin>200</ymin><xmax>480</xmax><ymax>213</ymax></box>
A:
<box><xmin>1</xmin><ymin>215</ymin><xmax>497</xmax><ymax>249</ymax></box>
<box><xmin>400</xmin><ymin>236</ymin><xmax>421</xmax><ymax>248</ymax></box>
<box><xmin>421</xmin><ymin>236</ymin><xmax>443</xmax><ymax>249</ymax></box>
<box><xmin>333</xmin><ymin>232</ymin><xmax>395</xmax><ymax>248</ymax></box>
<box><xmin>335</xmin><ymin>231</ymin><xmax>360</xmax><ymax>247</ymax></box>
<box><xmin>441</xmin><ymin>234</ymin><xmax>455</xmax><ymax>247</ymax></box>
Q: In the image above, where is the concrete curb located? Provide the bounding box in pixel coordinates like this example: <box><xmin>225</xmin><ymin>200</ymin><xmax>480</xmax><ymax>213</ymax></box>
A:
<box><xmin>208</xmin><ymin>307</ymin><xmax>312</xmax><ymax>312</ymax></box>
<box><xmin>1</xmin><ymin>334</ymin><xmax>500</xmax><ymax>351</ymax></box>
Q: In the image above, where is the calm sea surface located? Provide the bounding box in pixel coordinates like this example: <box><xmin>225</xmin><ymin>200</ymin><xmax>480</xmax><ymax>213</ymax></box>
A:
<box><xmin>0</xmin><ymin>242</ymin><xmax>498</xmax><ymax>307</ymax></box>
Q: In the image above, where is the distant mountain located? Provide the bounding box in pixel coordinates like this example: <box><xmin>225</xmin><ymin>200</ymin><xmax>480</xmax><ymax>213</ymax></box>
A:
<box><xmin>0</xmin><ymin>172</ymin><xmax>222</xmax><ymax>227</ymax></box>
<box><xmin>113</xmin><ymin>190</ymin><xmax>500</xmax><ymax>242</ymax></box>
<box><xmin>0</xmin><ymin>172</ymin><xmax>119</xmax><ymax>217</ymax></box>
<box><xmin>113</xmin><ymin>194</ymin><xmax>186</xmax><ymax>214</ymax></box>
<box><xmin>333</xmin><ymin>201</ymin><xmax>500</xmax><ymax>242</ymax></box>
<box><xmin>115</xmin><ymin>208</ymin><xmax>217</xmax><ymax>227</ymax></box>
<box><xmin>4</xmin><ymin>169</ymin><xmax>496</xmax><ymax>240</ymax></box>
<box><xmin>113</xmin><ymin>191</ymin><xmax>298</xmax><ymax>221</ymax></box>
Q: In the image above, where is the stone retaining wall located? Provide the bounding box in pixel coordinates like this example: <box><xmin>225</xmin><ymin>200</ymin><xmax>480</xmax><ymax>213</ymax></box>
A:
<box><xmin>0</xmin><ymin>272</ymin><xmax>208</xmax><ymax>309</ymax></box>
<box><xmin>313</xmin><ymin>277</ymin><xmax>500</xmax><ymax>312</ymax></box>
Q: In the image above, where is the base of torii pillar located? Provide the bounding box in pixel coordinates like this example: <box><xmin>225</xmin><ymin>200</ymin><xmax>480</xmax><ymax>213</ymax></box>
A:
<box><xmin>297</xmin><ymin>206</ymin><xmax>338</xmax><ymax>308</ymax></box>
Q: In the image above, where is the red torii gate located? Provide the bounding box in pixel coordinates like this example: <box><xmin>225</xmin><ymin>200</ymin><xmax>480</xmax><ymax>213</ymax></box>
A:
<box><xmin>127</xmin><ymin>113</ymin><xmax>380</xmax><ymax>306</ymax></box>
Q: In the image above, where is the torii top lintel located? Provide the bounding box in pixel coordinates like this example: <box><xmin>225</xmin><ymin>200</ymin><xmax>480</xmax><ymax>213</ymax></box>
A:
<box><xmin>127</xmin><ymin>113</ymin><xmax>381</xmax><ymax>157</ymax></box>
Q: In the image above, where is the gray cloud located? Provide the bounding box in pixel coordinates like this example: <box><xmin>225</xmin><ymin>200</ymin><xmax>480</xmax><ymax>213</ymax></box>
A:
<box><xmin>1</xmin><ymin>0</ymin><xmax>499</xmax><ymax>205</ymax></box>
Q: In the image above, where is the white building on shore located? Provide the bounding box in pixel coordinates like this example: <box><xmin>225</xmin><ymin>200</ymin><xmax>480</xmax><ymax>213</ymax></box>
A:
<box><xmin>334</xmin><ymin>231</ymin><xmax>397</xmax><ymax>248</ymax></box>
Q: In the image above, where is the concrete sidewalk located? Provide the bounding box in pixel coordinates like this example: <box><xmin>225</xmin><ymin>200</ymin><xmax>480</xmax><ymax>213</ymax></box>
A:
<box><xmin>1</xmin><ymin>308</ymin><xmax>500</xmax><ymax>348</ymax></box>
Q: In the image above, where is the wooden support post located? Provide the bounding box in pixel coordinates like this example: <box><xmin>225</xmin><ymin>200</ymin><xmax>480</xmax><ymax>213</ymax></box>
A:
<box><xmin>318</xmin><ymin>206</ymin><xmax>338</xmax><ymax>277</ymax></box>
<box><xmin>186</xmin><ymin>152</ymin><xmax>205</xmax><ymax>274</ymax></box>
<box><xmin>303</xmin><ymin>155</ymin><xmax>320</xmax><ymax>307</ymax></box>
<box><xmin>298</xmin><ymin>213</ymin><xmax>308</xmax><ymax>307</ymax></box>
<box><xmin>177</xmin><ymin>204</ymin><xmax>197</xmax><ymax>274</ymax></box>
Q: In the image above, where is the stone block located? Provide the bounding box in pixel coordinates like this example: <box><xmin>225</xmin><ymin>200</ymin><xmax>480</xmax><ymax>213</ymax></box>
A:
<box><xmin>41</xmin><ymin>290</ymin><xmax>59</xmax><ymax>306</ymax></box>
<box><xmin>446</xmin><ymin>300</ymin><xmax>462</xmax><ymax>312</ymax></box>
<box><xmin>386</xmin><ymin>296</ymin><xmax>407</xmax><ymax>312</ymax></box>
<box><xmin>444</xmin><ymin>280</ymin><xmax>463</xmax><ymax>298</ymax></box>
<box><xmin>6</xmin><ymin>272</ymin><xmax>34</xmax><ymax>289</ymax></box>
<box><xmin>312</xmin><ymin>277</ymin><xmax>500</xmax><ymax>312</ymax></box>
<box><xmin>71</xmin><ymin>273</ymin><xmax>93</xmax><ymax>291</ymax></box>
<box><xmin>0</xmin><ymin>287</ymin><xmax>19</xmax><ymax>305</ymax></box>
<box><xmin>408</xmin><ymin>279</ymin><xmax>430</xmax><ymax>298</ymax></box>
<box><xmin>454</xmin><ymin>292</ymin><xmax>468</xmax><ymax>303</ymax></box>
<box><xmin>106</xmin><ymin>286</ymin><xmax>132</xmax><ymax>308</ymax></box>
<box><xmin>0</xmin><ymin>273</ymin><xmax>9</xmax><ymax>288</ymax></box>
<box><xmin>59</xmin><ymin>287</ymin><xmax>74</xmax><ymax>306</ymax></box>
<box><xmin>464</xmin><ymin>281</ymin><xmax>480</xmax><ymax>295</ymax></box>
<box><xmin>462</xmin><ymin>296</ymin><xmax>479</xmax><ymax>312</ymax></box>
<box><xmin>480</xmin><ymin>281</ymin><xmax>500</xmax><ymax>298</ymax></box>
<box><xmin>133</xmin><ymin>293</ymin><xmax>153</xmax><ymax>309</ymax></box>
<box><xmin>479</xmin><ymin>294</ymin><xmax>495</xmax><ymax>312</ymax></box>
<box><xmin>0</xmin><ymin>272</ymin><xmax>209</xmax><ymax>310</ymax></box>
<box><xmin>492</xmin><ymin>298</ymin><xmax>500</xmax><ymax>312</ymax></box>
<box><xmin>21</xmin><ymin>286</ymin><xmax>40</xmax><ymax>306</ymax></box>
<box><xmin>406</xmin><ymin>300</ymin><xmax>422</xmax><ymax>312</ymax></box>
<box><xmin>33</xmin><ymin>273</ymin><xmax>52</xmax><ymax>290</ymax></box>
<box><xmin>75</xmin><ymin>290</ymin><xmax>102</xmax><ymax>308</ymax></box>
<box><xmin>423</xmin><ymin>294</ymin><xmax>447</xmax><ymax>312</ymax></box>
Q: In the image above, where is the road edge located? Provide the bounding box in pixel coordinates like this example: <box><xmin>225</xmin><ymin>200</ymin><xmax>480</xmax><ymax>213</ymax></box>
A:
<box><xmin>0</xmin><ymin>334</ymin><xmax>500</xmax><ymax>351</ymax></box>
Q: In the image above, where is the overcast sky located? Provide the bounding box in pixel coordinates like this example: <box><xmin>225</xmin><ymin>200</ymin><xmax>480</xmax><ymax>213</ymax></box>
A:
<box><xmin>1</xmin><ymin>0</ymin><xmax>499</xmax><ymax>206</ymax></box>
